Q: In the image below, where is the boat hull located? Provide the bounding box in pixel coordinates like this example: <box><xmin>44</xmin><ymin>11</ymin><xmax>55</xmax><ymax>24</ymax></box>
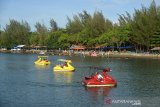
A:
<box><xmin>54</xmin><ymin>69</ymin><xmax>75</xmax><ymax>72</ymax></box>
<box><xmin>83</xmin><ymin>83</ymin><xmax>116</xmax><ymax>87</ymax></box>
<box><xmin>82</xmin><ymin>75</ymin><xmax>117</xmax><ymax>87</ymax></box>
<box><xmin>34</xmin><ymin>56</ymin><xmax>51</xmax><ymax>66</ymax></box>
<box><xmin>53</xmin><ymin>65</ymin><xmax>75</xmax><ymax>72</ymax></box>
<box><xmin>34</xmin><ymin>61</ymin><xmax>51</xmax><ymax>66</ymax></box>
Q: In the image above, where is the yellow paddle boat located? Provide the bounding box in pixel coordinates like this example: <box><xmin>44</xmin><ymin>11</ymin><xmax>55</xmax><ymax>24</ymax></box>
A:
<box><xmin>53</xmin><ymin>59</ymin><xmax>75</xmax><ymax>72</ymax></box>
<box><xmin>34</xmin><ymin>56</ymin><xmax>51</xmax><ymax>65</ymax></box>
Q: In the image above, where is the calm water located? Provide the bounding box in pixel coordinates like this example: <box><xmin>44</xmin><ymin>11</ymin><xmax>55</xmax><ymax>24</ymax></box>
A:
<box><xmin>0</xmin><ymin>53</ymin><xmax>160</xmax><ymax>107</ymax></box>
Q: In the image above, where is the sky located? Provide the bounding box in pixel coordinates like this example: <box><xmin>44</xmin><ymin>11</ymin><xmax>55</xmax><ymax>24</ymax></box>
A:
<box><xmin>0</xmin><ymin>0</ymin><xmax>160</xmax><ymax>31</ymax></box>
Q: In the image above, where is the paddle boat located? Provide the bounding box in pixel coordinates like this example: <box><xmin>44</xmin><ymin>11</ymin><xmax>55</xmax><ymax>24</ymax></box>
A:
<box><xmin>91</xmin><ymin>51</ymin><xmax>97</xmax><ymax>57</ymax></box>
<box><xmin>39</xmin><ymin>51</ymin><xmax>45</xmax><ymax>55</ymax></box>
<box><xmin>53</xmin><ymin>59</ymin><xmax>75</xmax><ymax>72</ymax></box>
<box><xmin>82</xmin><ymin>68</ymin><xmax>117</xmax><ymax>87</ymax></box>
<box><xmin>34</xmin><ymin>56</ymin><xmax>51</xmax><ymax>65</ymax></box>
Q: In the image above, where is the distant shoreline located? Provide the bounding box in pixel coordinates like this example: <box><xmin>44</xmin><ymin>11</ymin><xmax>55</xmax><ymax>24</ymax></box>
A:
<box><xmin>0</xmin><ymin>49</ymin><xmax>160</xmax><ymax>59</ymax></box>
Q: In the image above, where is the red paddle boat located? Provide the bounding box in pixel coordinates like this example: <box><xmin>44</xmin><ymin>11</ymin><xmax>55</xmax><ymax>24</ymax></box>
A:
<box><xmin>82</xmin><ymin>68</ymin><xmax>117</xmax><ymax>87</ymax></box>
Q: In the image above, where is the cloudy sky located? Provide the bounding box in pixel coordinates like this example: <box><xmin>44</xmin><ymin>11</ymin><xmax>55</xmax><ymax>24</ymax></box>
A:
<box><xmin>0</xmin><ymin>0</ymin><xmax>160</xmax><ymax>31</ymax></box>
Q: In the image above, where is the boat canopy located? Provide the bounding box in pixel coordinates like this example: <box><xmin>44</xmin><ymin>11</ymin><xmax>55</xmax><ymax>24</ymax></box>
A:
<box><xmin>38</xmin><ymin>56</ymin><xmax>48</xmax><ymax>58</ymax></box>
<box><xmin>57</xmin><ymin>59</ymin><xmax>72</xmax><ymax>63</ymax></box>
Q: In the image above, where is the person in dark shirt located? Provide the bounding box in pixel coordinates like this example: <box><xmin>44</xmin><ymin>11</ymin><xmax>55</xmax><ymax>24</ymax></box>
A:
<box><xmin>102</xmin><ymin>68</ymin><xmax>110</xmax><ymax>78</ymax></box>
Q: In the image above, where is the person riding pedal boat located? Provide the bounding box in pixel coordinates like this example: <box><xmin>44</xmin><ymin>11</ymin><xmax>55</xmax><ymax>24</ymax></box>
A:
<box><xmin>102</xmin><ymin>68</ymin><xmax>110</xmax><ymax>78</ymax></box>
<box><xmin>94</xmin><ymin>72</ymin><xmax>103</xmax><ymax>81</ymax></box>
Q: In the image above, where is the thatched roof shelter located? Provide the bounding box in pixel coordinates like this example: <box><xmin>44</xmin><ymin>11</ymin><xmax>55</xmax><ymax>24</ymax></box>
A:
<box><xmin>151</xmin><ymin>47</ymin><xmax>160</xmax><ymax>51</ymax></box>
<box><xmin>70</xmin><ymin>45</ymin><xmax>86</xmax><ymax>50</ymax></box>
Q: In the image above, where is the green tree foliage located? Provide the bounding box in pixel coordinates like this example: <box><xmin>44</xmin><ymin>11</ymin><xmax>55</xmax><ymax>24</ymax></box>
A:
<box><xmin>29</xmin><ymin>32</ymin><xmax>39</xmax><ymax>46</ymax></box>
<box><xmin>66</xmin><ymin>10</ymin><xmax>113</xmax><ymax>47</ymax></box>
<box><xmin>0</xmin><ymin>31</ymin><xmax>4</xmax><ymax>47</ymax></box>
<box><xmin>66</xmin><ymin>15</ymin><xmax>84</xmax><ymax>34</ymax></box>
<box><xmin>45</xmin><ymin>31</ymin><xmax>62</xmax><ymax>48</ymax></box>
<box><xmin>50</xmin><ymin>19</ymin><xmax>58</xmax><ymax>32</ymax></box>
<box><xmin>118</xmin><ymin>0</ymin><xmax>160</xmax><ymax>51</ymax></box>
<box><xmin>92</xmin><ymin>11</ymin><xmax>107</xmax><ymax>36</ymax></box>
<box><xmin>151</xmin><ymin>29</ymin><xmax>160</xmax><ymax>47</ymax></box>
<box><xmin>35</xmin><ymin>22</ymin><xmax>48</xmax><ymax>45</ymax></box>
<box><xmin>2</xmin><ymin>19</ymin><xmax>30</xmax><ymax>48</ymax></box>
<box><xmin>58</xmin><ymin>33</ymin><xmax>70</xmax><ymax>48</ymax></box>
<box><xmin>1</xmin><ymin>1</ymin><xmax>160</xmax><ymax>51</ymax></box>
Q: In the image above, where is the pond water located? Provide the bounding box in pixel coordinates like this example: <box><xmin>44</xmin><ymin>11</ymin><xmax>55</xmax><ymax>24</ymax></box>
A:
<box><xmin>0</xmin><ymin>53</ymin><xmax>160</xmax><ymax>107</ymax></box>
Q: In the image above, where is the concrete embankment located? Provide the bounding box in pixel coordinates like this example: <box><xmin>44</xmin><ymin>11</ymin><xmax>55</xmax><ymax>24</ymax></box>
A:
<box><xmin>0</xmin><ymin>49</ymin><xmax>160</xmax><ymax>59</ymax></box>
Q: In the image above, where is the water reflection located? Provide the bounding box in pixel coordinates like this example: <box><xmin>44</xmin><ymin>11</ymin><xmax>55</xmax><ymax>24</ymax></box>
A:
<box><xmin>53</xmin><ymin>71</ymin><xmax>73</xmax><ymax>83</ymax></box>
<box><xmin>85</xmin><ymin>87</ymin><xmax>112</xmax><ymax>99</ymax></box>
<box><xmin>34</xmin><ymin>65</ymin><xmax>50</xmax><ymax>70</ymax></box>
